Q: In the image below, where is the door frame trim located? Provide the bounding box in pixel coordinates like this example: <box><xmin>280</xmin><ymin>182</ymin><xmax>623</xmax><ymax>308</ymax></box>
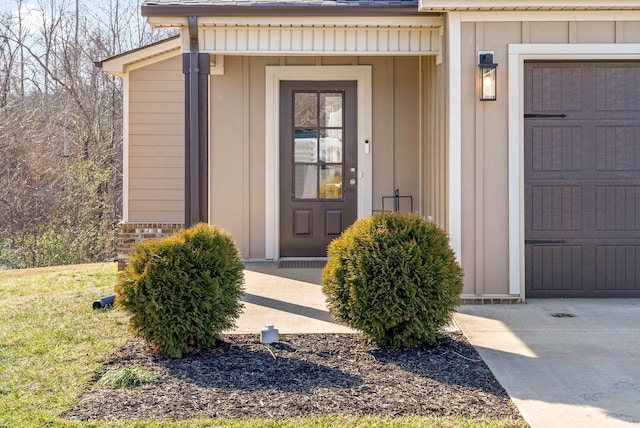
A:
<box><xmin>265</xmin><ymin>65</ymin><xmax>373</xmax><ymax>260</ymax></box>
<box><xmin>508</xmin><ymin>44</ymin><xmax>640</xmax><ymax>299</ymax></box>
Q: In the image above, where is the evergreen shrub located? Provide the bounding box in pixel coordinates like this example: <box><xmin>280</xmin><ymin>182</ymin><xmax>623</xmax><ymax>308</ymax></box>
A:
<box><xmin>322</xmin><ymin>212</ymin><xmax>463</xmax><ymax>347</ymax></box>
<box><xmin>115</xmin><ymin>223</ymin><xmax>245</xmax><ymax>358</ymax></box>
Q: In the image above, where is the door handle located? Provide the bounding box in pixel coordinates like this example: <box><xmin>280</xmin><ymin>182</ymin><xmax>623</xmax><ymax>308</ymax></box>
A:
<box><xmin>349</xmin><ymin>178</ymin><xmax>357</xmax><ymax>186</ymax></box>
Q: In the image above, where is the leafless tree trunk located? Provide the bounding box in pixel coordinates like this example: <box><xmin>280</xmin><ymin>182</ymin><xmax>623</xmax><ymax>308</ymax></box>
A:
<box><xmin>0</xmin><ymin>0</ymin><xmax>176</xmax><ymax>268</ymax></box>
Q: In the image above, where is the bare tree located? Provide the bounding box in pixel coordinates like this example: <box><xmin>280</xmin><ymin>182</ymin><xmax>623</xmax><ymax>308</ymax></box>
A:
<box><xmin>0</xmin><ymin>0</ymin><xmax>176</xmax><ymax>268</ymax></box>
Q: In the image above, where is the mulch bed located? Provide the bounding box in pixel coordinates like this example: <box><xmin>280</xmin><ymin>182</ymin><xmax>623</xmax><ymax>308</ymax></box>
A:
<box><xmin>67</xmin><ymin>333</ymin><xmax>524</xmax><ymax>422</ymax></box>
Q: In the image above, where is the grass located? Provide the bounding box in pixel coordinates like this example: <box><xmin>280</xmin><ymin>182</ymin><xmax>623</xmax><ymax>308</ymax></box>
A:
<box><xmin>0</xmin><ymin>262</ymin><xmax>528</xmax><ymax>428</ymax></box>
<box><xmin>96</xmin><ymin>366</ymin><xmax>157</xmax><ymax>389</ymax></box>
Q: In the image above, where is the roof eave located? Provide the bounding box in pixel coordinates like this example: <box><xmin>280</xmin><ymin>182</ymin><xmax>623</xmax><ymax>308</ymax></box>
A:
<box><xmin>141</xmin><ymin>4</ymin><xmax>424</xmax><ymax>17</ymax></box>
<box><xmin>98</xmin><ymin>36</ymin><xmax>182</xmax><ymax>76</ymax></box>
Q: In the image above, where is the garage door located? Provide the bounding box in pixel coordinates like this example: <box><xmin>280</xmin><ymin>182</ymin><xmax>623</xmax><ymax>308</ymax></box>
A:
<box><xmin>525</xmin><ymin>62</ymin><xmax>640</xmax><ymax>298</ymax></box>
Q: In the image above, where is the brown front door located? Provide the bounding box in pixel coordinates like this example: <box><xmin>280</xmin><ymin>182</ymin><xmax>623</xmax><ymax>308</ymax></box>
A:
<box><xmin>524</xmin><ymin>62</ymin><xmax>640</xmax><ymax>297</ymax></box>
<box><xmin>279</xmin><ymin>81</ymin><xmax>357</xmax><ymax>257</ymax></box>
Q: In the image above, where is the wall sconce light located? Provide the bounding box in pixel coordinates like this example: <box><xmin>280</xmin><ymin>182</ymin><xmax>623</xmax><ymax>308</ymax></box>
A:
<box><xmin>478</xmin><ymin>52</ymin><xmax>498</xmax><ymax>101</ymax></box>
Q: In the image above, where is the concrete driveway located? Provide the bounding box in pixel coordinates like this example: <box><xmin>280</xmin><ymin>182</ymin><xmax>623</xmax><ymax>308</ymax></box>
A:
<box><xmin>455</xmin><ymin>299</ymin><xmax>640</xmax><ymax>428</ymax></box>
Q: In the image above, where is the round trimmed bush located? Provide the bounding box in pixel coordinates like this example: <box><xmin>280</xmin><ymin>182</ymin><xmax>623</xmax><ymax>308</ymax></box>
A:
<box><xmin>322</xmin><ymin>212</ymin><xmax>463</xmax><ymax>347</ymax></box>
<box><xmin>114</xmin><ymin>223</ymin><xmax>245</xmax><ymax>358</ymax></box>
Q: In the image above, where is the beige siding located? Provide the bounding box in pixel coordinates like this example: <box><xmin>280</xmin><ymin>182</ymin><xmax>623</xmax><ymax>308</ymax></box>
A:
<box><xmin>460</xmin><ymin>18</ymin><xmax>640</xmax><ymax>297</ymax></box>
<box><xmin>368</xmin><ymin>56</ymin><xmax>395</xmax><ymax>206</ymax></box>
<box><xmin>421</xmin><ymin>56</ymin><xmax>448</xmax><ymax>231</ymax></box>
<box><xmin>209</xmin><ymin>55</ymin><xmax>427</xmax><ymax>259</ymax></box>
<box><xmin>622</xmin><ymin>22</ymin><xmax>640</xmax><ymax>42</ymax></box>
<box><xmin>393</xmin><ymin>57</ymin><xmax>421</xmax><ymax>209</ymax></box>
<box><xmin>128</xmin><ymin>54</ymin><xmax>184</xmax><ymax>223</ymax></box>
<box><xmin>576</xmin><ymin>22</ymin><xmax>616</xmax><ymax>43</ymax></box>
<box><xmin>210</xmin><ymin>55</ymin><xmax>250</xmax><ymax>257</ymax></box>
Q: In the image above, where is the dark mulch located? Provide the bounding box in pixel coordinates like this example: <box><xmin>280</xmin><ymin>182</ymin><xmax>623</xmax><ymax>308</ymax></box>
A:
<box><xmin>67</xmin><ymin>333</ymin><xmax>523</xmax><ymax>422</ymax></box>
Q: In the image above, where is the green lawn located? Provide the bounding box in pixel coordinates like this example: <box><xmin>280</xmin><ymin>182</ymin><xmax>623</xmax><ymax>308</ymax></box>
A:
<box><xmin>0</xmin><ymin>263</ymin><xmax>527</xmax><ymax>428</ymax></box>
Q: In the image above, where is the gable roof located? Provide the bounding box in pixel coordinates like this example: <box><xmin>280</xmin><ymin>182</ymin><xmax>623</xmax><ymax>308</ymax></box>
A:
<box><xmin>97</xmin><ymin>36</ymin><xmax>181</xmax><ymax>77</ymax></box>
<box><xmin>142</xmin><ymin>0</ymin><xmax>422</xmax><ymax>16</ymax></box>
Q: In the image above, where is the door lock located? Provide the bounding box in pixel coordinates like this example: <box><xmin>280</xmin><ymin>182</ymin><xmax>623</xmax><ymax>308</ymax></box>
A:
<box><xmin>349</xmin><ymin>178</ymin><xmax>357</xmax><ymax>186</ymax></box>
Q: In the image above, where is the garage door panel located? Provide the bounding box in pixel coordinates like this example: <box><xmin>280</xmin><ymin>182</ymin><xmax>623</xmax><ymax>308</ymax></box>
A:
<box><xmin>595</xmin><ymin>126</ymin><xmax>640</xmax><ymax>171</ymax></box>
<box><xmin>595</xmin><ymin>246</ymin><xmax>640</xmax><ymax>290</ymax></box>
<box><xmin>525</xmin><ymin>61</ymin><xmax>640</xmax><ymax>298</ymax></box>
<box><xmin>527</xmin><ymin>245</ymin><xmax>583</xmax><ymax>291</ymax></box>
<box><xmin>595</xmin><ymin>66</ymin><xmax>640</xmax><ymax>112</ymax></box>
<box><xmin>595</xmin><ymin>186</ymin><xmax>640</xmax><ymax>230</ymax></box>
<box><xmin>529</xmin><ymin>66</ymin><xmax>583</xmax><ymax>112</ymax></box>
<box><xmin>530</xmin><ymin>126</ymin><xmax>582</xmax><ymax>171</ymax></box>
<box><xmin>529</xmin><ymin>185</ymin><xmax>582</xmax><ymax>231</ymax></box>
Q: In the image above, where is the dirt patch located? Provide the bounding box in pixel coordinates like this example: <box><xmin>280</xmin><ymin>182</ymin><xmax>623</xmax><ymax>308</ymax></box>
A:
<box><xmin>67</xmin><ymin>333</ymin><xmax>523</xmax><ymax>422</ymax></box>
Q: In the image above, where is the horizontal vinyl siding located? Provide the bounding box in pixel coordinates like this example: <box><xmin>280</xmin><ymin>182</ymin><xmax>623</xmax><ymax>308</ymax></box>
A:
<box><xmin>128</xmin><ymin>54</ymin><xmax>184</xmax><ymax>223</ymax></box>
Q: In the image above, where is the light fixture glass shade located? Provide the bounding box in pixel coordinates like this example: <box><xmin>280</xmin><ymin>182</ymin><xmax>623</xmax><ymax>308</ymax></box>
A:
<box><xmin>478</xmin><ymin>53</ymin><xmax>498</xmax><ymax>101</ymax></box>
<box><xmin>481</xmin><ymin>67</ymin><xmax>497</xmax><ymax>101</ymax></box>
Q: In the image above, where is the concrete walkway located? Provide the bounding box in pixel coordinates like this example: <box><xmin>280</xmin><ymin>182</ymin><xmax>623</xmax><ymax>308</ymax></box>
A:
<box><xmin>228</xmin><ymin>263</ymin><xmax>355</xmax><ymax>334</ymax></box>
<box><xmin>455</xmin><ymin>299</ymin><xmax>640</xmax><ymax>428</ymax></box>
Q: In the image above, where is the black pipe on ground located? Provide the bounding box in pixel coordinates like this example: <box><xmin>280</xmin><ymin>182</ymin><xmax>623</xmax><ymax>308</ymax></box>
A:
<box><xmin>93</xmin><ymin>295</ymin><xmax>115</xmax><ymax>310</ymax></box>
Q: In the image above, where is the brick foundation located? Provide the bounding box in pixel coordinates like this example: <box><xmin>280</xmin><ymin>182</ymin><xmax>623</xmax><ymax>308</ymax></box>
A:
<box><xmin>117</xmin><ymin>222</ymin><xmax>184</xmax><ymax>270</ymax></box>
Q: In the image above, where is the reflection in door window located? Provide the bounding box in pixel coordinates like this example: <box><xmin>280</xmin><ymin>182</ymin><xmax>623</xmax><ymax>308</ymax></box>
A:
<box><xmin>320</xmin><ymin>166</ymin><xmax>342</xmax><ymax>199</ymax></box>
<box><xmin>293</xmin><ymin>91</ymin><xmax>344</xmax><ymax>200</ymax></box>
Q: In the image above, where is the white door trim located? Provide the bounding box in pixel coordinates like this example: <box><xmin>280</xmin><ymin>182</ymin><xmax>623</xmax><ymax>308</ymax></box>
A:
<box><xmin>265</xmin><ymin>66</ymin><xmax>373</xmax><ymax>260</ymax></box>
<box><xmin>507</xmin><ymin>43</ymin><xmax>640</xmax><ymax>297</ymax></box>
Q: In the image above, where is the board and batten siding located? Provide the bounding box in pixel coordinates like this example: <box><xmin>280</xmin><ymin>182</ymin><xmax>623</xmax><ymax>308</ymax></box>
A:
<box><xmin>422</xmin><ymin>55</ymin><xmax>448</xmax><ymax>232</ymax></box>
<box><xmin>128</xmin><ymin>54</ymin><xmax>184</xmax><ymax>223</ymax></box>
<box><xmin>459</xmin><ymin>17</ymin><xmax>640</xmax><ymax>297</ymax></box>
<box><xmin>209</xmin><ymin>55</ymin><xmax>434</xmax><ymax>260</ymax></box>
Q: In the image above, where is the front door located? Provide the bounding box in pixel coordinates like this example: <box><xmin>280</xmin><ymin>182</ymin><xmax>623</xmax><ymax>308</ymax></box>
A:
<box><xmin>279</xmin><ymin>81</ymin><xmax>358</xmax><ymax>257</ymax></box>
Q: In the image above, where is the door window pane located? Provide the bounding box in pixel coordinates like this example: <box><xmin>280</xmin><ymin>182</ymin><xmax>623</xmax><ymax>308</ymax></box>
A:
<box><xmin>292</xmin><ymin>90</ymin><xmax>345</xmax><ymax>200</ymax></box>
<box><xmin>319</xmin><ymin>166</ymin><xmax>342</xmax><ymax>199</ymax></box>
<box><xmin>320</xmin><ymin>93</ymin><xmax>343</xmax><ymax>127</ymax></box>
<box><xmin>319</xmin><ymin>129</ymin><xmax>342</xmax><ymax>163</ymax></box>
<box><xmin>294</xmin><ymin>129</ymin><xmax>318</xmax><ymax>162</ymax></box>
<box><xmin>295</xmin><ymin>164</ymin><xmax>317</xmax><ymax>199</ymax></box>
<box><xmin>294</xmin><ymin>93</ymin><xmax>317</xmax><ymax>127</ymax></box>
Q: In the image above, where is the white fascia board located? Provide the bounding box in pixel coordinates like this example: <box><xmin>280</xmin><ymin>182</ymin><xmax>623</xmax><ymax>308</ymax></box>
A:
<box><xmin>149</xmin><ymin>15</ymin><xmax>443</xmax><ymax>28</ymax></box>
<box><xmin>100</xmin><ymin>38</ymin><xmax>181</xmax><ymax>76</ymax></box>
<box><xmin>459</xmin><ymin>10</ymin><xmax>640</xmax><ymax>21</ymax></box>
<box><xmin>198</xmin><ymin>16</ymin><xmax>443</xmax><ymax>28</ymax></box>
<box><xmin>419</xmin><ymin>0</ymin><xmax>640</xmax><ymax>12</ymax></box>
<box><xmin>146</xmin><ymin>16</ymin><xmax>189</xmax><ymax>28</ymax></box>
